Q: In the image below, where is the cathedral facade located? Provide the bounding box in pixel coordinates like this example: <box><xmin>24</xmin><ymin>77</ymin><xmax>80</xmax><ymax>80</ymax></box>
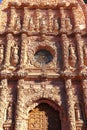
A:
<box><xmin>0</xmin><ymin>0</ymin><xmax>87</xmax><ymax>130</ymax></box>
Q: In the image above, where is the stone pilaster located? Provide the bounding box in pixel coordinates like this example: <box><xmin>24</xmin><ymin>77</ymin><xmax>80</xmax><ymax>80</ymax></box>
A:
<box><xmin>61</xmin><ymin>34</ymin><xmax>69</xmax><ymax>71</ymax></box>
<box><xmin>4</xmin><ymin>34</ymin><xmax>14</xmax><ymax>68</ymax></box>
<box><xmin>20</xmin><ymin>33</ymin><xmax>28</xmax><ymax>69</ymax></box>
<box><xmin>0</xmin><ymin>79</ymin><xmax>7</xmax><ymax>130</ymax></box>
<box><xmin>82</xmin><ymin>79</ymin><xmax>87</xmax><ymax>118</ymax></box>
<box><xmin>15</xmin><ymin>79</ymin><xmax>28</xmax><ymax>130</ymax></box>
<box><xmin>65</xmin><ymin>79</ymin><xmax>76</xmax><ymax>130</ymax></box>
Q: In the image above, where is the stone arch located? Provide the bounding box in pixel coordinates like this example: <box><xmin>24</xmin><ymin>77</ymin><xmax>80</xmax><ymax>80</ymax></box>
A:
<box><xmin>29</xmin><ymin>99</ymin><xmax>62</xmax><ymax>130</ymax></box>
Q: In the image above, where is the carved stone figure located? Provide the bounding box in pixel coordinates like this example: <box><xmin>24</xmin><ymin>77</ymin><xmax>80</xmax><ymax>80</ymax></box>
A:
<box><xmin>75</xmin><ymin>103</ymin><xmax>83</xmax><ymax>121</ymax></box>
<box><xmin>15</xmin><ymin>16</ymin><xmax>22</xmax><ymax>31</ymax></box>
<box><xmin>83</xmin><ymin>44</ymin><xmax>87</xmax><ymax>65</ymax></box>
<box><xmin>0</xmin><ymin>44</ymin><xmax>4</xmax><ymax>64</ymax></box>
<box><xmin>69</xmin><ymin>44</ymin><xmax>77</xmax><ymax>67</ymax></box>
<box><xmin>6</xmin><ymin>103</ymin><xmax>13</xmax><ymax>121</ymax></box>
<box><xmin>11</xmin><ymin>44</ymin><xmax>19</xmax><ymax>66</ymax></box>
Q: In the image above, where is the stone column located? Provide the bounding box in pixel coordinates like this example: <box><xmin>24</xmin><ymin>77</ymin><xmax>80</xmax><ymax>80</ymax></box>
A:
<box><xmin>15</xmin><ymin>79</ymin><xmax>28</xmax><ymax>130</ymax></box>
<box><xmin>65</xmin><ymin>79</ymin><xmax>76</xmax><ymax>130</ymax></box>
<box><xmin>61</xmin><ymin>34</ymin><xmax>69</xmax><ymax>71</ymax></box>
<box><xmin>4</xmin><ymin>34</ymin><xmax>14</xmax><ymax>68</ymax></box>
<box><xmin>60</xmin><ymin>7</ymin><xmax>66</xmax><ymax>33</ymax></box>
<box><xmin>82</xmin><ymin>79</ymin><xmax>87</xmax><ymax>118</ymax></box>
<box><xmin>72</xmin><ymin>7</ymin><xmax>84</xmax><ymax>70</ymax></box>
<box><xmin>20</xmin><ymin>33</ymin><xmax>28</xmax><ymax>69</ymax></box>
<box><xmin>75</xmin><ymin>33</ymin><xmax>84</xmax><ymax>70</ymax></box>
<box><xmin>0</xmin><ymin>79</ymin><xmax>7</xmax><ymax>130</ymax></box>
<box><xmin>60</xmin><ymin>7</ymin><xmax>69</xmax><ymax>71</ymax></box>
<box><xmin>23</xmin><ymin>7</ymin><xmax>29</xmax><ymax>31</ymax></box>
<box><xmin>9</xmin><ymin>6</ymin><xmax>16</xmax><ymax>30</ymax></box>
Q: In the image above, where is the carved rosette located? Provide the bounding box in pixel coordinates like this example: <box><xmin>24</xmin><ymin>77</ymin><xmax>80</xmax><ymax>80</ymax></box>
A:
<box><xmin>82</xmin><ymin>79</ymin><xmax>87</xmax><ymax>118</ymax></box>
<box><xmin>65</xmin><ymin>79</ymin><xmax>76</xmax><ymax>130</ymax></box>
<box><xmin>61</xmin><ymin>34</ymin><xmax>69</xmax><ymax>71</ymax></box>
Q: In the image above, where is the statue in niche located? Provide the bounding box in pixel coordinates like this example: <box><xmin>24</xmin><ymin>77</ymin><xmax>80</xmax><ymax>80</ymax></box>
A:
<box><xmin>75</xmin><ymin>103</ymin><xmax>83</xmax><ymax>121</ymax></box>
<box><xmin>40</xmin><ymin>16</ymin><xmax>47</xmax><ymax>33</ymax></box>
<box><xmin>11</xmin><ymin>44</ymin><xmax>19</xmax><ymax>66</ymax></box>
<box><xmin>6</xmin><ymin>102</ymin><xmax>13</xmax><ymax>121</ymax></box>
<box><xmin>0</xmin><ymin>43</ymin><xmax>4</xmax><ymax>65</ymax></box>
<box><xmin>83</xmin><ymin>44</ymin><xmax>87</xmax><ymax>65</ymax></box>
<box><xmin>53</xmin><ymin>18</ymin><xmax>59</xmax><ymax>32</ymax></box>
<box><xmin>65</xmin><ymin>17</ymin><xmax>72</xmax><ymax>32</ymax></box>
<box><xmin>29</xmin><ymin>17</ymin><xmax>35</xmax><ymax>32</ymax></box>
<box><xmin>69</xmin><ymin>44</ymin><xmax>77</xmax><ymax>67</ymax></box>
<box><xmin>15</xmin><ymin>15</ymin><xmax>22</xmax><ymax>31</ymax></box>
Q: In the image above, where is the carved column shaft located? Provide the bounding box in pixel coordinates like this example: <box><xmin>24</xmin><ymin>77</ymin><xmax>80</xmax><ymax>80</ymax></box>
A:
<box><xmin>72</xmin><ymin>7</ymin><xmax>84</xmax><ymax>69</ymax></box>
<box><xmin>9</xmin><ymin>6</ymin><xmax>16</xmax><ymax>29</ymax></box>
<box><xmin>75</xmin><ymin>34</ymin><xmax>84</xmax><ymax>69</ymax></box>
<box><xmin>65</xmin><ymin>79</ymin><xmax>76</xmax><ymax>130</ymax></box>
<box><xmin>23</xmin><ymin>7</ymin><xmax>29</xmax><ymax>30</ymax></box>
<box><xmin>4</xmin><ymin>34</ymin><xmax>14</xmax><ymax>67</ymax></box>
<box><xmin>20</xmin><ymin>33</ymin><xmax>28</xmax><ymax>68</ymax></box>
<box><xmin>0</xmin><ymin>79</ymin><xmax>7</xmax><ymax>130</ymax></box>
<box><xmin>60</xmin><ymin>7</ymin><xmax>66</xmax><ymax>32</ymax></box>
<box><xmin>82</xmin><ymin>79</ymin><xmax>87</xmax><ymax>118</ymax></box>
<box><xmin>61</xmin><ymin>34</ymin><xmax>69</xmax><ymax>70</ymax></box>
<box><xmin>15</xmin><ymin>79</ymin><xmax>28</xmax><ymax>130</ymax></box>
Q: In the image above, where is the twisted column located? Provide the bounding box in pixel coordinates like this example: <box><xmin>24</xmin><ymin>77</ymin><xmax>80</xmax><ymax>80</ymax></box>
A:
<box><xmin>65</xmin><ymin>79</ymin><xmax>76</xmax><ymax>130</ymax></box>
<box><xmin>82</xmin><ymin>79</ymin><xmax>87</xmax><ymax>118</ymax></box>
<box><xmin>15</xmin><ymin>79</ymin><xmax>28</xmax><ymax>130</ymax></box>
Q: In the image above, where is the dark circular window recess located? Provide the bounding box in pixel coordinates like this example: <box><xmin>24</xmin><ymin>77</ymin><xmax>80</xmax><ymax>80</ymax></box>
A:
<box><xmin>34</xmin><ymin>49</ymin><xmax>53</xmax><ymax>65</ymax></box>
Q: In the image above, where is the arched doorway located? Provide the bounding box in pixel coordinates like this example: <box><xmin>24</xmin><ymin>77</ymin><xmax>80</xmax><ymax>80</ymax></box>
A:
<box><xmin>28</xmin><ymin>103</ymin><xmax>61</xmax><ymax>130</ymax></box>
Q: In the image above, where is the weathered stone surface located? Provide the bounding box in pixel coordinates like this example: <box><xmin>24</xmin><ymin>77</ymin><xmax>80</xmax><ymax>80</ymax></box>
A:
<box><xmin>0</xmin><ymin>0</ymin><xmax>87</xmax><ymax>130</ymax></box>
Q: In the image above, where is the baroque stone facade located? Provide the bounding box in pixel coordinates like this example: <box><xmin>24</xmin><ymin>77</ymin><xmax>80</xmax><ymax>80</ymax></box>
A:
<box><xmin>0</xmin><ymin>0</ymin><xmax>87</xmax><ymax>130</ymax></box>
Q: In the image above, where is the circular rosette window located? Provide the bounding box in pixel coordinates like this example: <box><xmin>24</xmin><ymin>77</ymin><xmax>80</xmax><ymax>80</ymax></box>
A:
<box><xmin>34</xmin><ymin>49</ymin><xmax>53</xmax><ymax>65</ymax></box>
